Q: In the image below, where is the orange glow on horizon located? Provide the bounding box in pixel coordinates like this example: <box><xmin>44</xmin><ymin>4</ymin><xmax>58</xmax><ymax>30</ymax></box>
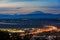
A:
<box><xmin>26</xmin><ymin>26</ymin><xmax>59</xmax><ymax>35</ymax></box>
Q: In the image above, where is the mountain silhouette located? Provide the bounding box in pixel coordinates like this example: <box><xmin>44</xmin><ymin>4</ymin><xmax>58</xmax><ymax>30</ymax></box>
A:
<box><xmin>0</xmin><ymin>11</ymin><xmax>60</xmax><ymax>28</ymax></box>
<box><xmin>28</xmin><ymin>11</ymin><xmax>44</xmax><ymax>14</ymax></box>
<box><xmin>0</xmin><ymin>11</ymin><xmax>60</xmax><ymax>19</ymax></box>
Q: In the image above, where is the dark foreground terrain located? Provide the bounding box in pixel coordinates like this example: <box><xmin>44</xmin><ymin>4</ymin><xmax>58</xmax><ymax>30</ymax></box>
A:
<box><xmin>0</xmin><ymin>30</ymin><xmax>60</xmax><ymax>40</ymax></box>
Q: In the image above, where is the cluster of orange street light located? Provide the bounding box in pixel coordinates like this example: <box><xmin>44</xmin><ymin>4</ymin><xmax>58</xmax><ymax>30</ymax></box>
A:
<box><xmin>19</xmin><ymin>26</ymin><xmax>60</xmax><ymax>37</ymax></box>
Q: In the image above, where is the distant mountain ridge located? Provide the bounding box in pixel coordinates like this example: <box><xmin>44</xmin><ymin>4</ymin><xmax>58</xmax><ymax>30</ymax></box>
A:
<box><xmin>0</xmin><ymin>11</ymin><xmax>60</xmax><ymax>19</ymax></box>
